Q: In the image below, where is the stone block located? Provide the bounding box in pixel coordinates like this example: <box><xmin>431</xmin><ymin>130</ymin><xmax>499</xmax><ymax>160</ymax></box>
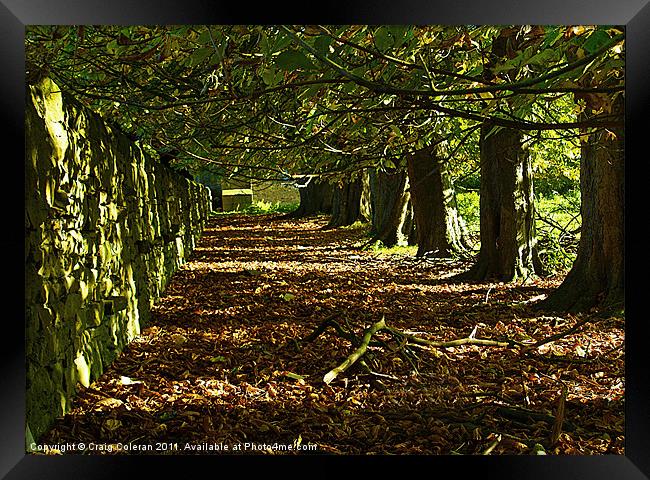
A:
<box><xmin>26</xmin><ymin>77</ymin><xmax>212</xmax><ymax>442</ymax></box>
<box><xmin>222</xmin><ymin>189</ymin><xmax>253</xmax><ymax>211</ymax></box>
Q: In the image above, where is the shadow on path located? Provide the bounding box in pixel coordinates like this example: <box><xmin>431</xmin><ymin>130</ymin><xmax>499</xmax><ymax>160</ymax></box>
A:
<box><xmin>40</xmin><ymin>214</ymin><xmax>625</xmax><ymax>455</ymax></box>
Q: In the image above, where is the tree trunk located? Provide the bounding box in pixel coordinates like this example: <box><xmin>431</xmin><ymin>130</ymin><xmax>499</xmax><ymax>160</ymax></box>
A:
<box><xmin>368</xmin><ymin>168</ymin><xmax>410</xmax><ymax>247</ymax></box>
<box><xmin>359</xmin><ymin>169</ymin><xmax>373</xmax><ymax>223</ymax></box>
<box><xmin>327</xmin><ymin>178</ymin><xmax>363</xmax><ymax>228</ymax></box>
<box><xmin>406</xmin><ymin>145</ymin><xmax>466</xmax><ymax>257</ymax></box>
<box><xmin>289</xmin><ymin>176</ymin><xmax>333</xmax><ymax>218</ymax></box>
<box><xmin>538</xmin><ymin>96</ymin><xmax>624</xmax><ymax>312</ymax></box>
<box><xmin>402</xmin><ymin>200</ymin><xmax>418</xmax><ymax>245</ymax></box>
<box><xmin>460</xmin><ymin>124</ymin><xmax>536</xmax><ymax>281</ymax></box>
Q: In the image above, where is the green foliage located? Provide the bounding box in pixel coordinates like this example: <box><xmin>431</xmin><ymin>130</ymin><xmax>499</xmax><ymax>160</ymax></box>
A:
<box><xmin>373</xmin><ymin>27</ymin><xmax>395</xmax><ymax>51</ymax></box>
<box><xmin>25</xmin><ymin>24</ymin><xmax>621</xmax><ymax>273</ymax></box>
<box><xmin>213</xmin><ymin>200</ymin><xmax>299</xmax><ymax>216</ymax></box>
<box><xmin>24</xmin><ymin>24</ymin><xmax>623</xmax><ymax>185</ymax></box>
<box><xmin>535</xmin><ymin>190</ymin><xmax>581</xmax><ymax>273</ymax></box>
<box><xmin>456</xmin><ymin>174</ymin><xmax>480</xmax><ymax>192</ymax></box>
<box><xmin>455</xmin><ymin>188</ymin><xmax>581</xmax><ymax>274</ymax></box>
<box><xmin>366</xmin><ymin>241</ymin><xmax>418</xmax><ymax>257</ymax></box>
<box><xmin>527</xmin><ymin>95</ymin><xmax>581</xmax><ymax>197</ymax></box>
<box><xmin>583</xmin><ymin>29</ymin><xmax>614</xmax><ymax>55</ymax></box>
<box><xmin>275</xmin><ymin>50</ymin><xmax>317</xmax><ymax>71</ymax></box>
<box><xmin>456</xmin><ymin>191</ymin><xmax>480</xmax><ymax>245</ymax></box>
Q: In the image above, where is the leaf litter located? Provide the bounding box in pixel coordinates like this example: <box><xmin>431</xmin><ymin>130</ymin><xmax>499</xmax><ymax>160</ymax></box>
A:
<box><xmin>41</xmin><ymin>214</ymin><xmax>624</xmax><ymax>455</ymax></box>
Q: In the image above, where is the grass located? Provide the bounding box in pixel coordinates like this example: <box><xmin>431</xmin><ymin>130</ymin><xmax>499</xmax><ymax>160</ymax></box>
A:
<box><xmin>368</xmin><ymin>242</ymin><xmax>418</xmax><ymax>256</ymax></box>
<box><xmin>536</xmin><ymin>189</ymin><xmax>581</xmax><ymax>230</ymax></box>
<box><xmin>212</xmin><ymin>200</ymin><xmax>300</xmax><ymax>216</ymax></box>
<box><xmin>341</xmin><ymin>220</ymin><xmax>370</xmax><ymax>230</ymax></box>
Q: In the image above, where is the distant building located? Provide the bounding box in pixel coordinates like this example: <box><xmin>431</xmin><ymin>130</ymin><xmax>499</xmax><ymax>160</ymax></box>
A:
<box><xmin>194</xmin><ymin>167</ymin><xmax>299</xmax><ymax>212</ymax></box>
<box><xmin>221</xmin><ymin>177</ymin><xmax>253</xmax><ymax>211</ymax></box>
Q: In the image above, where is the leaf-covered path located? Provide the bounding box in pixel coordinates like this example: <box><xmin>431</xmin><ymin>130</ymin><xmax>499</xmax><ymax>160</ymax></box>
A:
<box><xmin>42</xmin><ymin>214</ymin><xmax>624</xmax><ymax>455</ymax></box>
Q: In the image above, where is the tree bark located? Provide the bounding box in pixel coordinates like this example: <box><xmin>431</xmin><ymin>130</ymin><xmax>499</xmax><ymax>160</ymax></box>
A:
<box><xmin>538</xmin><ymin>96</ymin><xmax>624</xmax><ymax>312</ymax></box>
<box><xmin>368</xmin><ymin>168</ymin><xmax>410</xmax><ymax>247</ymax></box>
<box><xmin>460</xmin><ymin>124</ymin><xmax>536</xmax><ymax>281</ymax></box>
<box><xmin>402</xmin><ymin>200</ymin><xmax>418</xmax><ymax>245</ymax></box>
<box><xmin>406</xmin><ymin>145</ymin><xmax>466</xmax><ymax>257</ymax></box>
<box><xmin>326</xmin><ymin>177</ymin><xmax>363</xmax><ymax>228</ymax></box>
<box><xmin>289</xmin><ymin>176</ymin><xmax>333</xmax><ymax>218</ymax></box>
<box><xmin>359</xmin><ymin>169</ymin><xmax>373</xmax><ymax>223</ymax></box>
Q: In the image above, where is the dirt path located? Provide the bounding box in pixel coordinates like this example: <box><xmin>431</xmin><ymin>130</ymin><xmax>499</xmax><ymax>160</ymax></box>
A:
<box><xmin>42</xmin><ymin>214</ymin><xmax>624</xmax><ymax>455</ymax></box>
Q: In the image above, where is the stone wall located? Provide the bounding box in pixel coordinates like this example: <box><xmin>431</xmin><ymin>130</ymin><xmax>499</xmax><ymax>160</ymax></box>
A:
<box><xmin>25</xmin><ymin>78</ymin><xmax>212</xmax><ymax>442</ymax></box>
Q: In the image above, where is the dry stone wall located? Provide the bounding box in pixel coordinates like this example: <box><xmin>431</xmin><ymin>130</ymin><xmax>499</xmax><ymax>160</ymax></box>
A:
<box><xmin>25</xmin><ymin>78</ymin><xmax>211</xmax><ymax>441</ymax></box>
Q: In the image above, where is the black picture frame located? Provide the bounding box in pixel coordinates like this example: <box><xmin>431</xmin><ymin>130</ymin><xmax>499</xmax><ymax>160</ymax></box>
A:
<box><xmin>4</xmin><ymin>0</ymin><xmax>648</xmax><ymax>478</ymax></box>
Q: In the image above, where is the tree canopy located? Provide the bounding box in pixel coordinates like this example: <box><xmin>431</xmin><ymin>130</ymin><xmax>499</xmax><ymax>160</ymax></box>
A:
<box><xmin>25</xmin><ymin>25</ymin><xmax>624</xmax><ymax>181</ymax></box>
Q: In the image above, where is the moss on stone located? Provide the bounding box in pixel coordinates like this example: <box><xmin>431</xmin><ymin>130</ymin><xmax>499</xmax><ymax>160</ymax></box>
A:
<box><xmin>25</xmin><ymin>78</ymin><xmax>211</xmax><ymax>442</ymax></box>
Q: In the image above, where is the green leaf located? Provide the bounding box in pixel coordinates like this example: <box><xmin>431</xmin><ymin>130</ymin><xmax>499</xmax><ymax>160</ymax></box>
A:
<box><xmin>374</xmin><ymin>27</ymin><xmax>394</xmax><ymax>51</ymax></box>
<box><xmin>465</xmin><ymin>65</ymin><xmax>483</xmax><ymax>76</ymax></box>
<box><xmin>275</xmin><ymin>50</ymin><xmax>316</xmax><ymax>70</ymax></box>
<box><xmin>387</xmin><ymin>26</ymin><xmax>410</xmax><ymax>48</ymax></box>
<box><xmin>260</xmin><ymin>32</ymin><xmax>271</xmax><ymax>56</ymax></box>
<box><xmin>352</xmin><ymin>66</ymin><xmax>368</xmax><ymax>77</ymax></box>
<box><xmin>261</xmin><ymin>67</ymin><xmax>279</xmax><ymax>86</ymax></box>
<box><xmin>300</xmin><ymin>84</ymin><xmax>323</xmax><ymax>101</ymax></box>
<box><xmin>541</xmin><ymin>27</ymin><xmax>564</xmax><ymax>49</ymax></box>
<box><xmin>341</xmin><ymin>81</ymin><xmax>357</xmax><ymax>94</ymax></box>
<box><xmin>209</xmin><ymin>356</ymin><xmax>227</xmax><ymax>363</ymax></box>
<box><xmin>532</xmin><ymin>443</ymin><xmax>547</xmax><ymax>455</ymax></box>
<box><xmin>188</xmin><ymin>47</ymin><xmax>214</xmax><ymax>66</ymax></box>
<box><xmin>159</xmin><ymin>411</ymin><xmax>176</xmax><ymax>421</ymax></box>
<box><xmin>283</xmin><ymin>372</ymin><xmax>306</xmax><ymax>381</ymax></box>
<box><xmin>273</xmin><ymin>33</ymin><xmax>293</xmax><ymax>53</ymax></box>
<box><xmin>582</xmin><ymin>30</ymin><xmax>612</xmax><ymax>55</ymax></box>
<box><xmin>383</xmin><ymin>158</ymin><xmax>396</xmax><ymax>169</ymax></box>
<box><xmin>313</xmin><ymin>35</ymin><xmax>331</xmax><ymax>57</ymax></box>
<box><xmin>525</xmin><ymin>49</ymin><xmax>559</xmax><ymax>67</ymax></box>
<box><xmin>198</xmin><ymin>29</ymin><xmax>214</xmax><ymax>45</ymax></box>
<box><xmin>281</xmin><ymin>293</ymin><xmax>296</xmax><ymax>301</ymax></box>
<box><xmin>106</xmin><ymin>39</ymin><xmax>119</xmax><ymax>55</ymax></box>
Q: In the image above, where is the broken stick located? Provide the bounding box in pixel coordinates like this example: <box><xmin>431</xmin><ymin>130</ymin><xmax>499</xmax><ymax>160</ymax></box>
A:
<box><xmin>323</xmin><ymin>317</ymin><xmax>386</xmax><ymax>384</ymax></box>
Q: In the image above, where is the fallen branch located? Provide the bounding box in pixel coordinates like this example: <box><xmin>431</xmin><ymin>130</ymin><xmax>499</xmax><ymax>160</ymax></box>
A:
<box><xmin>323</xmin><ymin>317</ymin><xmax>386</xmax><ymax>385</ymax></box>
<box><xmin>530</xmin><ymin>314</ymin><xmax>601</xmax><ymax>349</ymax></box>
<box><xmin>390</xmin><ymin>330</ymin><xmax>521</xmax><ymax>349</ymax></box>
<box><xmin>303</xmin><ymin>314</ymin><xmax>351</xmax><ymax>343</ymax></box>
<box><xmin>482</xmin><ymin>434</ymin><xmax>502</xmax><ymax>455</ymax></box>
<box><xmin>305</xmin><ymin>316</ymin><xmax>526</xmax><ymax>383</ymax></box>
<box><xmin>549</xmin><ymin>385</ymin><xmax>568</xmax><ymax>447</ymax></box>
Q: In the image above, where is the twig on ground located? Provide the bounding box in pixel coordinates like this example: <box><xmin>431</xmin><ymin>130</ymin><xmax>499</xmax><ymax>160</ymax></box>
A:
<box><xmin>323</xmin><ymin>317</ymin><xmax>386</xmax><ymax>384</ymax></box>
<box><xmin>482</xmin><ymin>434</ymin><xmax>502</xmax><ymax>455</ymax></box>
<box><xmin>549</xmin><ymin>384</ymin><xmax>568</xmax><ymax>448</ymax></box>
